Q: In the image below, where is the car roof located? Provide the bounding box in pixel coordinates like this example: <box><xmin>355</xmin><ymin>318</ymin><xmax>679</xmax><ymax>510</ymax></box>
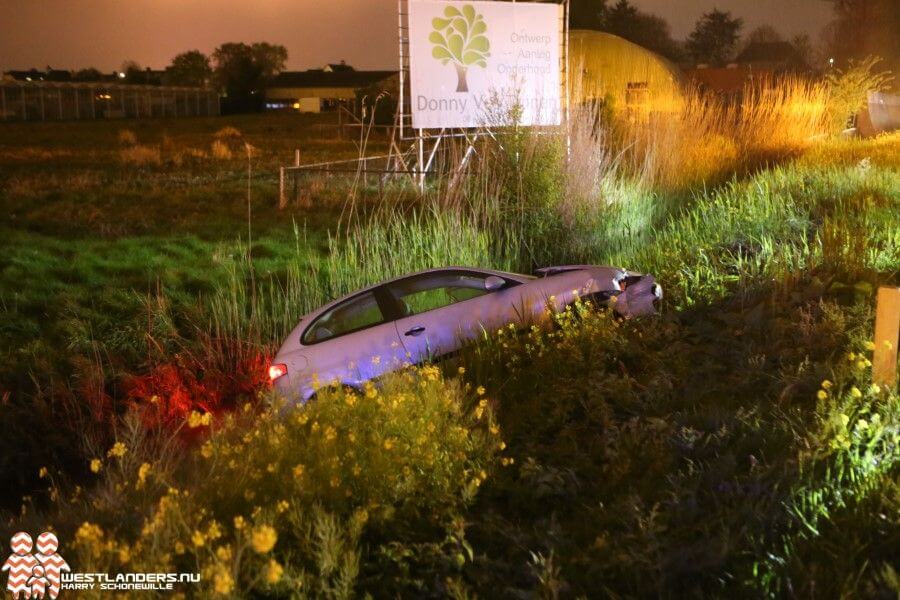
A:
<box><xmin>304</xmin><ymin>266</ymin><xmax>531</xmax><ymax>320</ymax></box>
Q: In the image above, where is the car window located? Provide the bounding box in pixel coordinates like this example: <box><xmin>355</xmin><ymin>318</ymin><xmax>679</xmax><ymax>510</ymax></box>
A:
<box><xmin>302</xmin><ymin>291</ymin><xmax>385</xmax><ymax>344</ymax></box>
<box><xmin>388</xmin><ymin>272</ymin><xmax>497</xmax><ymax>317</ymax></box>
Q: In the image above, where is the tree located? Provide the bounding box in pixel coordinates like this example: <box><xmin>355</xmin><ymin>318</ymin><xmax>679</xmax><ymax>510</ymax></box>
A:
<box><xmin>822</xmin><ymin>0</ymin><xmax>899</xmax><ymax>72</ymax></box>
<box><xmin>569</xmin><ymin>0</ymin><xmax>680</xmax><ymax>60</ymax></box>
<box><xmin>167</xmin><ymin>50</ymin><xmax>212</xmax><ymax>87</ymax></box>
<box><xmin>687</xmin><ymin>9</ymin><xmax>743</xmax><ymax>66</ymax></box>
<box><xmin>429</xmin><ymin>4</ymin><xmax>491</xmax><ymax>93</ymax></box>
<box><xmin>73</xmin><ymin>68</ymin><xmax>102</xmax><ymax>82</ymax></box>
<box><xmin>212</xmin><ymin>42</ymin><xmax>288</xmax><ymax>112</ymax></box>
<box><xmin>791</xmin><ymin>34</ymin><xmax>816</xmax><ymax>69</ymax></box>
<box><xmin>569</xmin><ymin>0</ymin><xmax>608</xmax><ymax>30</ymax></box>
<box><xmin>605</xmin><ymin>1</ymin><xmax>680</xmax><ymax>60</ymax></box>
<box><xmin>744</xmin><ymin>25</ymin><xmax>784</xmax><ymax>46</ymax></box>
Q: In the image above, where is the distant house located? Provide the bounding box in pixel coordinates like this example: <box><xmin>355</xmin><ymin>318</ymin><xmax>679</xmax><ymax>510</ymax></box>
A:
<box><xmin>265</xmin><ymin>63</ymin><xmax>397</xmax><ymax>113</ymax></box>
<box><xmin>735</xmin><ymin>41</ymin><xmax>806</xmax><ymax>72</ymax></box>
<box><xmin>683</xmin><ymin>65</ymin><xmax>760</xmax><ymax>95</ymax></box>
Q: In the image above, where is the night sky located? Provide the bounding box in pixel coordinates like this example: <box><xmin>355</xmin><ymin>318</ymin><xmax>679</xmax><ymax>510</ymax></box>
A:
<box><xmin>0</xmin><ymin>0</ymin><xmax>834</xmax><ymax>72</ymax></box>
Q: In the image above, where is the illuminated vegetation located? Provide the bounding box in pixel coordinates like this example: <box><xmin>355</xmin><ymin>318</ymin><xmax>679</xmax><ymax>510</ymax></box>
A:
<box><xmin>1</xmin><ymin>95</ymin><xmax>898</xmax><ymax>596</ymax></box>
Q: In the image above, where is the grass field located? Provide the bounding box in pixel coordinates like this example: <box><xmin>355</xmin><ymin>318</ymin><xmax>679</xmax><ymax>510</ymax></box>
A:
<box><xmin>1</xmin><ymin>104</ymin><xmax>898</xmax><ymax>598</ymax></box>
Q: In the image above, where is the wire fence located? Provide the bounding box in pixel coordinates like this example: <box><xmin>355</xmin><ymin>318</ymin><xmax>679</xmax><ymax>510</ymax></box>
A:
<box><xmin>0</xmin><ymin>81</ymin><xmax>219</xmax><ymax>121</ymax></box>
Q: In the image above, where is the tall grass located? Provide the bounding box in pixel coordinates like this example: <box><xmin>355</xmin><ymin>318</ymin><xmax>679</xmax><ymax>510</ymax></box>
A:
<box><xmin>612</xmin><ymin>76</ymin><xmax>832</xmax><ymax>188</ymax></box>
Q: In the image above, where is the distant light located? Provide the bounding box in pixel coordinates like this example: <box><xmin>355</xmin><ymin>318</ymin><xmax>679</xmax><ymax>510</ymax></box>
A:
<box><xmin>292</xmin><ymin>102</ymin><xmax>300</xmax><ymax>109</ymax></box>
<box><xmin>25</xmin><ymin>77</ymin><xmax>31</xmax><ymax>81</ymax></box>
<box><xmin>829</xmin><ymin>58</ymin><xmax>835</xmax><ymax>65</ymax></box>
<box><xmin>118</xmin><ymin>72</ymin><xmax>126</xmax><ymax>79</ymax></box>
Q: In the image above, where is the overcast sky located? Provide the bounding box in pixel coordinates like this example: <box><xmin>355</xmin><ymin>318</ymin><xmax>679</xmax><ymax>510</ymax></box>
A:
<box><xmin>0</xmin><ymin>0</ymin><xmax>834</xmax><ymax>73</ymax></box>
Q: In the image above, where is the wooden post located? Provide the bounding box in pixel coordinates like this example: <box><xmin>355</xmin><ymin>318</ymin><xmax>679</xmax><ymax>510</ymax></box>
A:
<box><xmin>293</xmin><ymin>150</ymin><xmax>300</xmax><ymax>206</ymax></box>
<box><xmin>873</xmin><ymin>286</ymin><xmax>900</xmax><ymax>388</ymax></box>
<box><xmin>279</xmin><ymin>166</ymin><xmax>286</xmax><ymax>209</ymax></box>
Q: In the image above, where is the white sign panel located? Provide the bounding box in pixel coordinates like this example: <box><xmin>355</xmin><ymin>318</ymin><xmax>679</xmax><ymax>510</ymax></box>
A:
<box><xmin>408</xmin><ymin>0</ymin><xmax>562</xmax><ymax>129</ymax></box>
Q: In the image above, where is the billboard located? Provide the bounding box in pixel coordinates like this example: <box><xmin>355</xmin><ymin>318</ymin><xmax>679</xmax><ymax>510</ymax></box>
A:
<box><xmin>407</xmin><ymin>0</ymin><xmax>562</xmax><ymax>129</ymax></box>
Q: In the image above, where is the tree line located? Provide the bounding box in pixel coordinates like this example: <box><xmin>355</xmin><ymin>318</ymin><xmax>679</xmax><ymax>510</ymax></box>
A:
<box><xmin>569</xmin><ymin>0</ymin><xmax>896</xmax><ymax>70</ymax></box>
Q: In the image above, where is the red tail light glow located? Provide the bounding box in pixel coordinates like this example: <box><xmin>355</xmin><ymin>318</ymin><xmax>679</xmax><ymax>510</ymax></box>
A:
<box><xmin>268</xmin><ymin>363</ymin><xmax>288</xmax><ymax>382</ymax></box>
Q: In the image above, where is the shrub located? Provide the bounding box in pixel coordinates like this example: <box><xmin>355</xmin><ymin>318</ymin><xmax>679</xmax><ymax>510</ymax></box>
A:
<box><xmin>824</xmin><ymin>56</ymin><xmax>893</xmax><ymax>133</ymax></box>
<box><xmin>118</xmin><ymin>144</ymin><xmax>161</xmax><ymax>166</ymax></box>
<box><xmin>214</xmin><ymin>126</ymin><xmax>243</xmax><ymax>140</ymax></box>
<box><xmin>117</xmin><ymin>129</ymin><xmax>137</xmax><ymax>146</ymax></box>
<box><xmin>210</xmin><ymin>139</ymin><xmax>233</xmax><ymax>160</ymax></box>
<box><xmin>51</xmin><ymin>367</ymin><xmax>501</xmax><ymax>596</ymax></box>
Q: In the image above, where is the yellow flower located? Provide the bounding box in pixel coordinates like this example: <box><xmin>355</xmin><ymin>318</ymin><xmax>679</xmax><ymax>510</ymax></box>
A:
<box><xmin>191</xmin><ymin>530</ymin><xmax>205</xmax><ymax>547</ymax></box>
<box><xmin>265</xmin><ymin>559</ymin><xmax>284</xmax><ymax>584</ymax></box>
<box><xmin>383</xmin><ymin>438</ymin><xmax>394</xmax><ymax>450</ymax></box>
<box><xmin>136</xmin><ymin>463</ymin><xmax>151</xmax><ymax>489</ymax></box>
<box><xmin>816</xmin><ymin>390</ymin><xmax>828</xmax><ymax>401</ymax></box>
<box><xmin>476</xmin><ymin>386</ymin><xmax>486</xmax><ymax>396</ymax></box>
<box><xmin>38</xmin><ymin>467</ymin><xmax>48</xmax><ymax>479</ymax></box>
<box><xmin>211</xmin><ymin>565</ymin><xmax>234</xmax><ymax>595</ymax></box>
<box><xmin>250</xmin><ymin>525</ymin><xmax>277</xmax><ymax>554</ymax></box>
<box><xmin>207</xmin><ymin>520</ymin><xmax>222</xmax><ymax>540</ymax></box>
<box><xmin>187</xmin><ymin>410</ymin><xmax>212</xmax><ymax>428</ymax></box>
<box><xmin>457</xmin><ymin>366</ymin><xmax>466</xmax><ymax>375</ymax></box>
<box><xmin>107</xmin><ymin>442</ymin><xmax>127</xmax><ymax>459</ymax></box>
<box><xmin>855</xmin><ymin>419</ymin><xmax>869</xmax><ymax>431</ymax></box>
<box><xmin>200</xmin><ymin>441</ymin><xmax>213</xmax><ymax>459</ymax></box>
<box><xmin>118</xmin><ymin>546</ymin><xmax>130</xmax><ymax>564</ymax></box>
<box><xmin>821</xmin><ymin>380</ymin><xmax>833</xmax><ymax>390</ymax></box>
<box><xmin>216</xmin><ymin>545</ymin><xmax>233</xmax><ymax>562</ymax></box>
<box><xmin>864</xmin><ymin>340</ymin><xmax>876</xmax><ymax>351</ymax></box>
<box><xmin>293</xmin><ymin>464</ymin><xmax>305</xmax><ymax>479</ymax></box>
<box><xmin>174</xmin><ymin>541</ymin><xmax>185</xmax><ymax>555</ymax></box>
<box><xmin>324</xmin><ymin>426</ymin><xmax>337</xmax><ymax>441</ymax></box>
<box><xmin>276</xmin><ymin>500</ymin><xmax>289</xmax><ymax>514</ymax></box>
<box><xmin>233</xmin><ymin>516</ymin><xmax>246</xmax><ymax>530</ymax></box>
<box><xmin>75</xmin><ymin>522</ymin><xmax>104</xmax><ymax>545</ymax></box>
<box><xmin>850</xmin><ymin>386</ymin><xmax>863</xmax><ymax>398</ymax></box>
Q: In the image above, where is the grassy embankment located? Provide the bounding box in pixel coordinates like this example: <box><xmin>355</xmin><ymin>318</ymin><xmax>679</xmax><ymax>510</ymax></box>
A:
<box><xmin>1</xmin><ymin>81</ymin><xmax>898</xmax><ymax>597</ymax></box>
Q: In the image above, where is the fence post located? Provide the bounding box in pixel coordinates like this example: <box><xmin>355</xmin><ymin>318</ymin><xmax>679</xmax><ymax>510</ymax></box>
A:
<box><xmin>279</xmin><ymin>166</ymin><xmax>286</xmax><ymax>209</ymax></box>
<box><xmin>293</xmin><ymin>150</ymin><xmax>300</xmax><ymax>206</ymax></box>
<box><xmin>873</xmin><ymin>286</ymin><xmax>900</xmax><ymax>388</ymax></box>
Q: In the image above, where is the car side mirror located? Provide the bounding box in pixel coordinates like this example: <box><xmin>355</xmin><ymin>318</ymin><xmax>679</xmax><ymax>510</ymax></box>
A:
<box><xmin>484</xmin><ymin>276</ymin><xmax>506</xmax><ymax>291</ymax></box>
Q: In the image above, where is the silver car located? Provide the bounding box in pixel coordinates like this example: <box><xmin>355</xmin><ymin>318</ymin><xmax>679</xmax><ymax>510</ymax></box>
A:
<box><xmin>269</xmin><ymin>265</ymin><xmax>661</xmax><ymax>401</ymax></box>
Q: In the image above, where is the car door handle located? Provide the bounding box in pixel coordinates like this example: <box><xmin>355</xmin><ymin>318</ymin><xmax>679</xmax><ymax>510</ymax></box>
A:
<box><xmin>404</xmin><ymin>326</ymin><xmax>426</xmax><ymax>337</ymax></box>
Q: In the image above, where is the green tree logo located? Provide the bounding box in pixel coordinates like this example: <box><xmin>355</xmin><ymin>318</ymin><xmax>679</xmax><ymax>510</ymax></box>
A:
<box><xmin>429</xmin><ymin>5</ymin><xmax>490</xmax><ymax>93</ymax></box>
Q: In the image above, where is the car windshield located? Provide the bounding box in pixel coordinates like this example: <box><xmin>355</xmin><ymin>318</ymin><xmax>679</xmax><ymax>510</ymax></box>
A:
<box><xmin>302</xmin><ymin>291</ymin><xmax>384</xmax><ymax>344</ymax></box>
<box><xmin>388</xmin><ymin>272</ymin><xmax>495</xmax><ymax>316</ymax></box>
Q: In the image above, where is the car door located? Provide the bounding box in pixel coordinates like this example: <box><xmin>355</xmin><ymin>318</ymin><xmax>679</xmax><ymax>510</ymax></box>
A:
<box><xmin>298</xmin><ymin>288</ymin><xmax>408</xmax><ymax>389</ymax></box>
<box><xmin>386</xmin><ymin>270</ymin><xmax>524</xmax><ymax>364</ymax></box>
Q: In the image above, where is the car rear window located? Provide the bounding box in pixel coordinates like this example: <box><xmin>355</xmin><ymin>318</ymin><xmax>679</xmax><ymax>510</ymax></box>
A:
<box><xmin>302</xmin><ymin>291</ymin><xmax>385</xmax><ymax>344</ymax></box>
